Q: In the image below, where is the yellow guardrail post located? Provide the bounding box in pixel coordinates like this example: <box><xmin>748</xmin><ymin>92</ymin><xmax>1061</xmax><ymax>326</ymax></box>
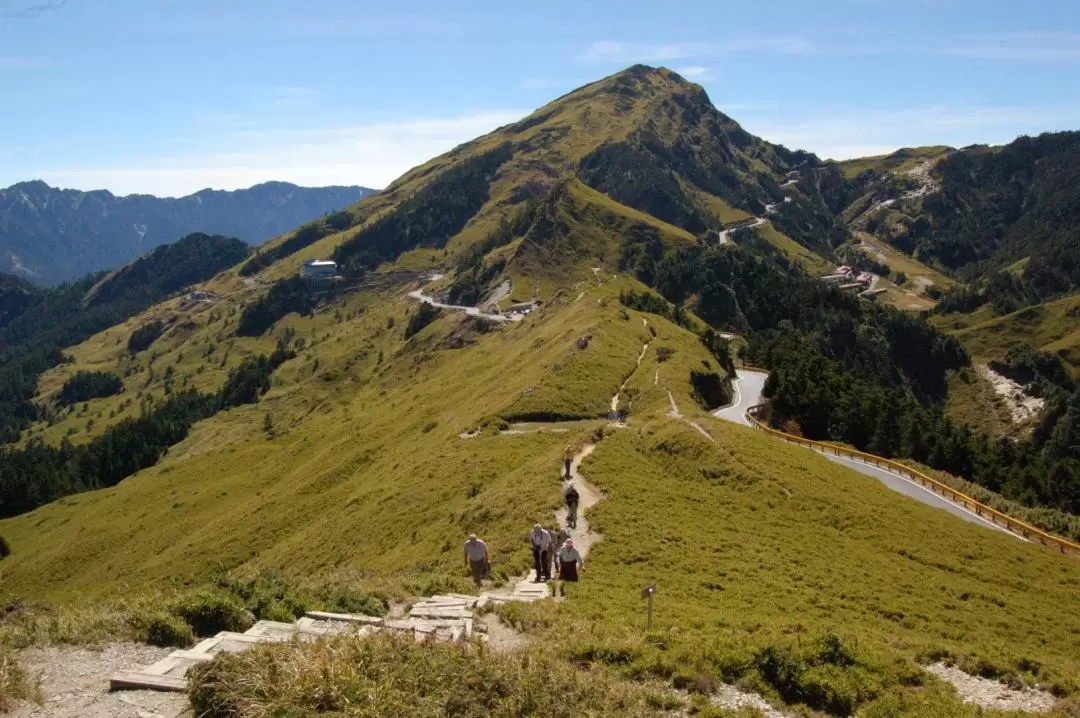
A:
<box><xmin>743</xmin><ymin>404</ymin><xmax>1079</xmax><ymax>556</ymax></box>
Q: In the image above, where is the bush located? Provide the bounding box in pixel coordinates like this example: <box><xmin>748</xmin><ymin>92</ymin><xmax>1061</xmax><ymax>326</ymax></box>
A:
<box><xmin>753</xmin><ymin>634</ymin><xmax>886</xmax><ymax>715</ymax></box>
<box><xmin>214</xmin><ymin>569</ymin><xmax>387</xmax><ymax>623</ymax></box>
<box><xmin>127</xmin><ymin>320</ymin><xmax>165</xmax><ymax>355</ymax></box>
<box><xmin>131</xmin><ymin>611</ymin><xmax>195</xmax><ymax>648</ymax></box>
<box><xmin>690</xmin><ymin>371</ymin><xmax>731</xmax><ymax>411</ymax></box>
<box><xmin>171</xmin><ymin>591</ymin><xmax>253</xmax><ymax>637</ymax></box>
<box><xmin>404</xmin><ymin>303</ymin><xmax>442</xmax><ymax>340</ymax></box>
<box><xmin>316</xmin><ymin>587</ymin><xmax>386</xmax><ymax>617</ymax></box>
<box><xmin>0</xmin><ymin>535</ymin><xmax>9</xmax><ymax>559</ymax></box>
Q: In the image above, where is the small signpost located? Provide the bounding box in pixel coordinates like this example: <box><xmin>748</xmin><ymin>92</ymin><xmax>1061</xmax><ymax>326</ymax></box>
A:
<box><xmin>640</xmin><ymin>584</ymin><xmax>655</xmax><ymax>630</ymax></box>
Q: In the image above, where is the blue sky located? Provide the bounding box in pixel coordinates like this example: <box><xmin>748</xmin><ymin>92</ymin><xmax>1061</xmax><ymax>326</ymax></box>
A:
<box><xmin>2</xmin><ymin>0</ymin><xmax>1079</xmax><ymax>196</ymax></box>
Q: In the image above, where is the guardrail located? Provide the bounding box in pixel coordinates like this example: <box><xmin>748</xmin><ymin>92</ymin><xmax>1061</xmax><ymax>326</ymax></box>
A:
<box><xmin>744</xmin><ymin>404</ymin><xmax>1080</xmax><ymax>556</ymax></box>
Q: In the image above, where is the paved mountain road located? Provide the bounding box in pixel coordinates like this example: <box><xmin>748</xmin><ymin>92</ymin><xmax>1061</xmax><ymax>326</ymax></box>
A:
<box><xmin>714</xmin><ymin>371</ymin><xmax>1017</xmax><ymax>537</ymax></box>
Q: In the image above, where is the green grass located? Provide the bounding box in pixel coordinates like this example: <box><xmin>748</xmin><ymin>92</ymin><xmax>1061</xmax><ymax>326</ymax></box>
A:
<box><xmin>853</xmin><ymin>231</ymin><xmax>955</xmax><ymax>297</ymax></box>
<box><xmin>3</xmin><ymin>271</ymin><xmax>1080</xmax><ymax>715</ymax></box>
<box><xmin>505</xmin><ymin>179</ymin><xmax>697</xmax><ymax>299</ymax></box>
<box><xmin>188</xmin><ymin>632</ymin><xmax>688</xmax><ymax>717</ymax></box>
<box><xmin>755</xmin><ymin>221</ymin><xmax>831</xmax><ymax>274</ymax></box>
<box><xmin>944</xmin><ymin>367</ymin><xmax>1024</xmax><ymax>439</ymax></box>
<box><xmin>933</xmin><ymin>293</ymin><xmax>1080</xmax><ymax>373</ymax></box>
<box><xmin>0</xmin><ymin>277</ymin><xmax>713</xmax><ymax>601</ymax></box>
<box><xmin>832</xmin><ymin>146</ymin><xmax>953</xmax><ymax>179</ymax></box>
<box><xmin>494</xmin><ymin>419</ymin><xmax>1080</xmax><ymax>712</ymax></box>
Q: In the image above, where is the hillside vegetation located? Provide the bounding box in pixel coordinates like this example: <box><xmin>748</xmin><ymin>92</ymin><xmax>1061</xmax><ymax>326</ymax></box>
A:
<box><xmin>2</xmin><ymin>65</ymin><xmax>1079</xmax><ymax>717</ymax></box>
<box><xmin>0</xmin><ymin>233</ymin><xmax>251</xmax><ymax>445</ymax></box>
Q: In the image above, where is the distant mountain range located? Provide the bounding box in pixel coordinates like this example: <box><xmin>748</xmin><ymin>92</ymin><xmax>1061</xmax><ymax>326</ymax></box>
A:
<box><xmin>0</xmin><ymin>180</ymin><xmax>376</xmax><ymax>285</ymax></box>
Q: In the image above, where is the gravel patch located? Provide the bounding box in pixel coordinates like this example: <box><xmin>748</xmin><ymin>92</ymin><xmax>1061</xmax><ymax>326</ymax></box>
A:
<box><xmin>977</xmin><ymin>364</ymin><xmax>1045</xmax><ymax>423</ymax></box>
<box><xmin>11</xmin><ymin>644</ymin><xmax>189</xmax><ymax>718</ymax></box>
<box><xmin>709</xmin><ymin>684</ymin><xmax>789</xmax><ymax>716</ymax></box>
<box><xmin>928</xmin><ymin>663</ymin><xmax>1058</xmax><ymax>713</ymax></box>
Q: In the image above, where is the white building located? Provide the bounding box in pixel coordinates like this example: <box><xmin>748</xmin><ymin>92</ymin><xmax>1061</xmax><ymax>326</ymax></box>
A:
<box><xmin>302</xmin><ymin>259</ymin><xmax>337</xmax><ymax>279</ymax></box>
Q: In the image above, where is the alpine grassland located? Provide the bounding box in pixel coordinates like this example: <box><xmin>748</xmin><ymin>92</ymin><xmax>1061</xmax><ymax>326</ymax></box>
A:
<box><xmin>831</xmin><ymin>146</ymin><xmax>953</xmax><ymax>180</ymax></box>
<box><xmin>492</xmin><ymin>418</ymin><xmax>1080</xmax><ymax>715</ymax></box>
<box><xmin>4</xmin><ymin>66</ymin><xmax>1080</xmax><ymax>717</ymax></box>
<box><xmin>0</xmin><ymin>276</ymin><xmax>714</xmax><ymax>600</ymax></box>
<box><xmin>933</xmin><ymin>292</ymin><xmax>1080</xmax><ymax>373</ymax></box>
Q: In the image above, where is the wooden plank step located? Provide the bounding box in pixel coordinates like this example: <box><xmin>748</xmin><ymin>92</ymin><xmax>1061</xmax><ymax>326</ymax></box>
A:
<box><xmin>244</xmin><ymin>620</ymin><xmax>297</xmax><ymax>638</ymax></box>
<box><xmin>408</xmin><ymin>608</ymin><xmax>473</xmax><ymax>619</ymax></box>
<box><xmin>110</xmin><ymin>671</ymin><xmax>188</xmax><ymax>693</ymax></box>
<box><xmin>305</xmin><ymin>611</ymin><xmax>383</xmax><ymax>625</ymax></box>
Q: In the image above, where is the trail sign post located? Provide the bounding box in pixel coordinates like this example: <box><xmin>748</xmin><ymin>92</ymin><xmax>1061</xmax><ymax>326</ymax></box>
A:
<box><xmin>640</xmin><ymin>584</ymin><xmax>655</xmax><ymax>630</ymax></box>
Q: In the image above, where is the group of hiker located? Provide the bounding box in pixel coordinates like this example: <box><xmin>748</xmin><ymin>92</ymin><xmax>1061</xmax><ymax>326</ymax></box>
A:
<box><xmin>528</xmin><ymin>522</ymin><xmax>584</xmax><ymax>583</ymax></box>
<box><xmin>462</xmin><ymin>444</ymin><xmax>585</xmax><ymax>593</ymax></box>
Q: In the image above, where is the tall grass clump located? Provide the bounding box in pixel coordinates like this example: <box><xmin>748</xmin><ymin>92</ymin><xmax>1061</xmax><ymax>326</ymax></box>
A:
<box><xmin>0</xmin><ymin>649</ymin><xmax>38</xmax><ymax>711</ymax></box>
<box><xmin>188</xmin><ymin>632</ymin><xmax>677</xmax><ymax>717</ymax></box>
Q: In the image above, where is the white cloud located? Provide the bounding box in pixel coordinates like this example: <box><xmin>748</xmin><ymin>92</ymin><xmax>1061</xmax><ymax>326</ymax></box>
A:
<box><xmin>741</xmin><ymin>105</ymin><xmax>1080</xmax><ymax>160</ymax></box>
<box><xmin>578</xmin><ymin>37</ymin><xmax>813</xmax><ymax>64</ymax></box>
<box><xmin>27</xmin><ymin>110</ymin><xmax>527</xmax><ymax>197</ymax></box>
<box><xmin>934</xmin><ymin>32</ymin><xmax>1080</xmax><ymax>60</ymax></box>
<box><xmin>673</xmin><ymin>65</ymin><xmax>711</xmax><ymax>79</ymax></box>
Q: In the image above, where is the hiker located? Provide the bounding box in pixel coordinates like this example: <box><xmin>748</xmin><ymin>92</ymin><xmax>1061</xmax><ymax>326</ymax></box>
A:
<box><xmin>556</xmin><ymin>538</ymin><xmax>584</xmax><ymax>596</ymax></box>
<box><xmin>564</xmin><ymin>481</ymin><xmax>580</xmax><ymax>529</ymax></box>
<box><xmin>553</xmin><ymin>526</ymin><xmax>570</xmax><ymax>572</ymax></box>
<box><xmin>563</xmin><ymin>445</ymin><xmax>574</xmax><ymax>479</ymax></box>
<box><xmin>529</xmin><ymin>524</ymin><xmax>552</xmax><ymax>581</ymax></box>
<box><xmin>464</xmin><ymin>533</ymin><xmax>489</xmax><ymax>588</ymax></box>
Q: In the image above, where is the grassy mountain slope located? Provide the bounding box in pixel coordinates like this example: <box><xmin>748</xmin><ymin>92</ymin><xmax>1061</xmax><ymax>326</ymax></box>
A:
<box><xmin>242</xmin><ymin>66</ymin><xmax>827</xmax><ymax>288</ymax></box>
<box><xmin>832</xmin><ymin>146</ymin><xmax>953</xmax><ymax>179</ymax></box>
<box><xmin>3</xmin><ymin>275</ymin><xmax>1078</xmax><ymax>710</ymax></box>
<box><xmin>932</xmin><ymin>293</ymin><xmax>1080</xmax><ymax>373</ymax></box>
<box><xmin>3</xmin><ymin>66</ymin><xmax>1079</xmax><ymax>715</ymax></box>
<box><xmin>0</xmin><ymin>233</ymin><xmax>251</xmax><ymax>444</ymax></box>
<box><xmin>0</xmin><ymin>277</ymin><xmax>707</xmax><ymax>599</ymax></box>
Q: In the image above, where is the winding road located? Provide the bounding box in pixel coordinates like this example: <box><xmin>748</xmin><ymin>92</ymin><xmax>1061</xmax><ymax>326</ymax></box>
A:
<box><xmin>713</xmin><ymin>371</ymin><xmax>1016</xmax><ymax>538</ymax></box>
<box><xmin>407</xmin><ymin>288</ymin><xmax>522</xmax><ymax>323</ymax></box>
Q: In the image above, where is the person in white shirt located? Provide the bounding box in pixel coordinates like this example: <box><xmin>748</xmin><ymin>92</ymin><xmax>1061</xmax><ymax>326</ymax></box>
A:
<box><xmin>463</xmin><ymin>534</ymin><xmax>488</xmax><ymax>587</ymax></box>
<box><xmin>529</xmin><ymin>524</ymin><xmax>553</xmax><ymax>581</ymax></box>
<box><xmin>557</xmin><ymin>538</ymin><xmax>584</xmax><ymax>582</ymax></box>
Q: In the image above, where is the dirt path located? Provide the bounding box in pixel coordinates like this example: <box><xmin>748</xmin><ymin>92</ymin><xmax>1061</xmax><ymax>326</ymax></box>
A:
<box><xmin>557</xmin><ymin>444</ymin><xmax>604</xmax><ymax>558</ymax></box>
<box><xmin>12</xmin><ymin>645</ymin><xmax>188</xmax><ymax>718</ymax></box>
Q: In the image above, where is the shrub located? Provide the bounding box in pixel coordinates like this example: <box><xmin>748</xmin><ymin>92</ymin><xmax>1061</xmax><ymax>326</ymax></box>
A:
<box><xmin>404</xmin><ymin>303</ymin><xmax>442</xmax><ymax>340</ymax></box>
<box><xmin>316</xmin><ymin>587</ymin><xmax>386</xmax><ymax>617</ymax></box>
<box><xmin>171</xmin><ymin>591</ymin><xmax>253</xmax><ymax>637</ymax></box>
<box><xmin>690</xmin><ymin>370</ymin><xmax>731</xmax><ymax>410</ymax></box>
<box><xmin>130</xmin><ymin>611</ymin><xmax>195</xmax><ymax>648</ymax></box>
<box><xmin>0</xmin><ymin>535</ymin><xmax>10</xmax><ymax>559</ymax></box>
<box><xmin>127</xmin><ymin>320</ymin><xmax>165</xmax><ymax>355</ymax></box>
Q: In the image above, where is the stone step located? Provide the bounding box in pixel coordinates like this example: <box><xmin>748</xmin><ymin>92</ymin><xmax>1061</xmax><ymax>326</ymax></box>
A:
<box><xmin>305</xmin><ymin>611</ymin><xmax>384</xmax><ymax>626</ymax></box>
<box><xmin>244</xmin><ymin>620</ymin><xmax>298</xmax><ymax>639</ymax></box>
<box><xmin>110</xmin><ymin>671</ymin><xmax>188</xmax><ymax>693</ymax></box>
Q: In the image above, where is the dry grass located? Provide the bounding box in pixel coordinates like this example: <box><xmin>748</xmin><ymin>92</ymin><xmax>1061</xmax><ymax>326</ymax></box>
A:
<box><xmin>0</xmin><ymin>649</ymin><xmax>39</xmax><ymax>711</ymax></box>
<box><xmin>187</xmin><ymin>632</ymin><xmax>684</xmax><ymax>718</ymax></box>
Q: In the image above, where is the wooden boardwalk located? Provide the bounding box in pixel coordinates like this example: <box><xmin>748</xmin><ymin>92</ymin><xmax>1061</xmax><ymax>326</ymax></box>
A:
<box><xmin>110</xmin><ymin>582</ymin><xmax>550</xmax><ymax>693</ymax></box>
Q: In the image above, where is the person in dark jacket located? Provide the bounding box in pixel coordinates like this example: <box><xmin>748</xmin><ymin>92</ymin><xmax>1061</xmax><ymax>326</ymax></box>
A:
<box><xmin>564</xmin><ymin>482</ymin><xmax>580</xmax><ymax>529</ymax></box>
